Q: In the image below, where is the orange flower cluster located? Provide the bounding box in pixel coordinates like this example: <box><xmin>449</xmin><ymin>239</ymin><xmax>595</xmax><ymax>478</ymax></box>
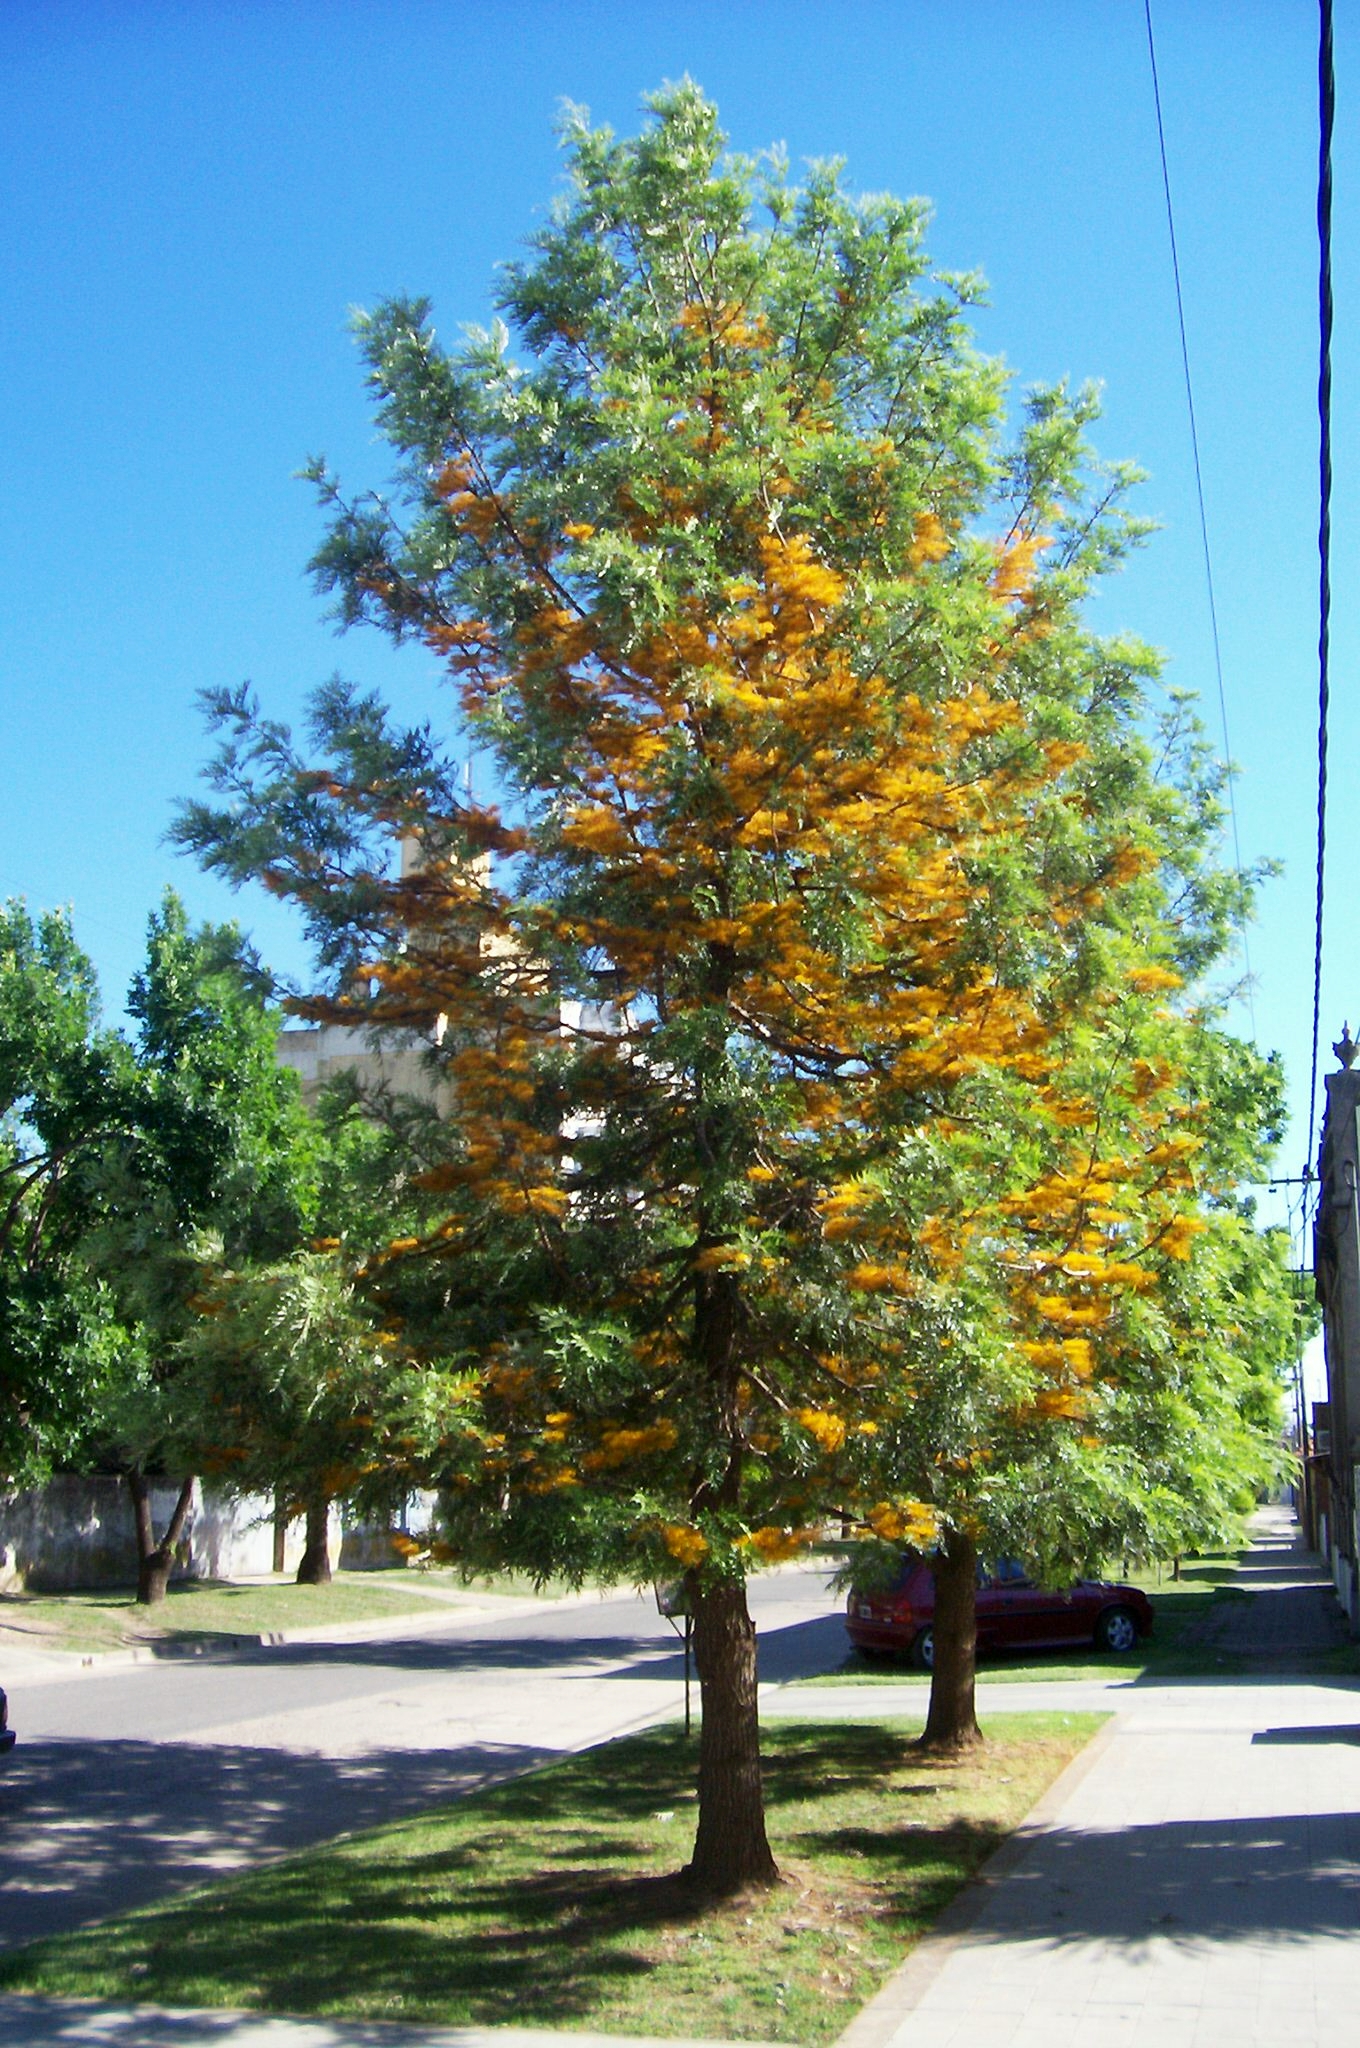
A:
<box><xmin>321</xmin><ymin>250</ymin><xmax>1215</xmax><ymax>1556</ymax></box>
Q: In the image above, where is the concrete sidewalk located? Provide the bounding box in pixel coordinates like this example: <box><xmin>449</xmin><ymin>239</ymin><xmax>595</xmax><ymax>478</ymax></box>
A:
<box><xmin>834</xmin><ymin>1505</ymin><xmax>1360</xmax><ymax>2048</ymax></box>
<box><xmin>0</xmin><ymin>2006</ymin><xmax>778</xmax><ymax>2048</ymax></box>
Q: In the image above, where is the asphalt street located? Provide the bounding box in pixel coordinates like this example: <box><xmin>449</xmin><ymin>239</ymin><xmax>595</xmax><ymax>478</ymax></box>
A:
<box><xmin>0</xmin><ymin>1566</ymin><xmax>850</xmax><ymax>1951</ymax></box>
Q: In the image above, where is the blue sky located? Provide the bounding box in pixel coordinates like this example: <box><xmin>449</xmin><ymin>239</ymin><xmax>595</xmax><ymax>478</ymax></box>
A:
<box><xmin>3</xmin><ymin>0</ymin><xmax>1350</xmax><ymax>1263</ymax></box>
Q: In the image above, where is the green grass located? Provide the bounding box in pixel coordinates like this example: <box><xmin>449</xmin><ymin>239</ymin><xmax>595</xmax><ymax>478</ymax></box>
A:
<box><xmin>0</xmin><ymin>1572</ymin><xmax>517</xmax><ymax>1659</ymax></box>
<box><xmin>801</xmin><ymin>1548</ymin><xmax>1329</xmax><ymax>1687</ymax></box>
<box><xmin>435</xmin><ymin>1564</ymin><xmax>584</xmax><ymax>1601</ymax></box>
<box><xmin>0</xmin><ymin>1714</ymin><xmax>1100</xmax><ymax>2042</ymax></box>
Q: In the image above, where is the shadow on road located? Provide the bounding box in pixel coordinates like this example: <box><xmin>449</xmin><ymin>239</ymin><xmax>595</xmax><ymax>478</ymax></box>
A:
<box><xmin>0</xmin><ymin>1736</ymin><xmax>550</xmax><ymax>1953</ymax></box>
<box><xmin>227</xmin><ymin>1629</ymin><xmax>676</xmax><ymax>1674</ymax></box>
<box><xmin>58</xmin><ymin>1608</ymin><xmax>852</xmax><ymax>1687</ymax></box>
<box><xmin>1253</xmin><ymin>1723</ymin><xmax>1360</xmax><ymax>1745</ymax></box>
<box><xmin>0</xmin><ymin>2002</ymin><xmax>369</xmax><ymax>2046</ymax></box>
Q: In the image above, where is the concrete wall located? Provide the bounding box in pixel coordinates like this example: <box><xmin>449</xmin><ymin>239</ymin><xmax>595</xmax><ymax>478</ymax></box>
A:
<box><xmin>0</xmin><ymin>1477</ymin><xmax>437</xmax><ymax>1591</ymax></box>
<box><xmin>0</xmin><ymin>1477</ymin><xmax>298</xmax><ymax>1592</ymax></box>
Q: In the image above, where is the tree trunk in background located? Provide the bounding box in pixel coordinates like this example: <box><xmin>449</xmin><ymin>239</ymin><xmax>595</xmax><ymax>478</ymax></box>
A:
<box><xmin>918</xmin><ymin>1525</ymin><xmax>983</xmax><ymax>1753</ymax></box>
<box><xmin>272</xmin><ymin>1487</ymin><xmax>289</xmax><ymax>1574</ymax></box>
<box><xmin>684</xmin><ymin>1576</ymin><xmax>779</xmax><ymax>1894</ymax></box>
<box><xmin>129</xmin><ymin>1470</ymin><xmax>196</xmax><ymax>1607</ymax></box>
<box><xmin>295</xmin><ymin>1492</ymin><xmax>332</xmax><ymax>1584</ymax></box>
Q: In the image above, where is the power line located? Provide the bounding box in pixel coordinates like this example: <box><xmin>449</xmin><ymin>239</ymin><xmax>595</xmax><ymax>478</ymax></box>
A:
<box><xmin>1143</xmin><ymin>1</ymin><xmax>1256</xmax><ymax>1040</ymax></box>
<box><xmin>1307</xmin><ymin>0</ymin><xmax>1335</xmax><ymax>1184</ymax></box>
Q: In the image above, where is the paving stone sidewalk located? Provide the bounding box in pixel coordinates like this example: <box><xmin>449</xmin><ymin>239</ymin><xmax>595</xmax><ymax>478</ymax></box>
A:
<box><xmin>1184</xmin><ymin>1507</ymin><xmax>1350</xmax><ymax>1660</ymax></box>
<box><xmin>838</xmin><ymin>1504</ymin><xmax>1360</xmax><ymax>2048</ymax></box>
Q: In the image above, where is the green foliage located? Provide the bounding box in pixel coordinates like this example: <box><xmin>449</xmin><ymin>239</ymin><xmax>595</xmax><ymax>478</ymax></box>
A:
<box><xmin>0</xmin><ymin>891</ymin><xmax>321</xmax><ymax>1493</ymax></box>
<box><xmin>177</xmin><ymin>87</ymin><xmax>1294</xmax><ymax>1631</ymax></box>
<box><xmin>176</xmin><ymin>1250</ymin><xmax>413</xmax><ymax>1524</ymax></box>
<box><xmin>1</xmin><ymin>902</ymin><xmax>138</xmax><ymax>1486</ymax></box>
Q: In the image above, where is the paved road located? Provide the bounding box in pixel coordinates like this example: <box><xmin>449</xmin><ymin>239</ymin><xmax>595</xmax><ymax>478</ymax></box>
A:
<box><xmin>0</xmin><ymin>1567</ymin><xmax>849</xmax><ymax>1951</ymax></box>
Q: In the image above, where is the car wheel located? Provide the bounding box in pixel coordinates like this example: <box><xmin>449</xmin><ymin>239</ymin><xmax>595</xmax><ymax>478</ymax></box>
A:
<box><xmin>911</xmin><ymin>1626</ymin><xmax>935</xmax><ymax>1671</ymax></box>
<box><xmin>1096</xmin><ymin>1605</ymin><xmax>1139</xmax><ymax>1654</ymax></box>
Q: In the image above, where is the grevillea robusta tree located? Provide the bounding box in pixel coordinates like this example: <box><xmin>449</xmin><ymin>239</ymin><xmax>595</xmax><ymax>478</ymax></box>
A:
<box><xmin>180</xmin><ymin>85</ymin><xmax>1290</xmax><ymax>1887</ymax></box>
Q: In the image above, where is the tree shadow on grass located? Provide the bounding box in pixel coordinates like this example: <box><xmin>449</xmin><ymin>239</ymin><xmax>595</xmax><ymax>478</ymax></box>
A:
<box><xmin>798</xmin><ymin>1818</ymin><xmax>1006</xmax><ymax>1880</ymax></box>
<box><xmin>0</xmin><ymin>1722</ymin><xmax>922</xmax><ymax>2030</ymax></box>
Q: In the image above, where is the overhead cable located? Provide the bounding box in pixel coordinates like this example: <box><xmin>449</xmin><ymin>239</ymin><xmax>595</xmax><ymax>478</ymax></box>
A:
<box><xmin>1143</xmin><ymin>1</ymin><xmax>1256</xmax><ymax>1038</ymax></box>
<box><xmin>1307</xmin><ymin>0</ymin><xmax>1335</xmax><ymax>1183</ymax></box>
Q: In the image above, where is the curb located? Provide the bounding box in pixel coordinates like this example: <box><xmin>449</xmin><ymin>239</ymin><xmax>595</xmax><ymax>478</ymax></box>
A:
<box><xmin>0</xmin><ymin>1581</ymin><xmax>638</xmax><ymax>1685</ymax></box>
<box><xmin>0</xmin><ymin>1997</ymin><xmax>778</xmax><ymax>2047</ymax></box>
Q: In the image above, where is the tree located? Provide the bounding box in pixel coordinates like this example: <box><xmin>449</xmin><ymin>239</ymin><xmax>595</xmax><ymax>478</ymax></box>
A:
<box><xmin>857</xmin><ymin>674</ymin><xmax>1297</xmax><ymax>1746</ymax></box>
<box><xmin>177</xmin><ymin>1250</ymin><xmax>417</xmax><ymax>1584</ymax></box>
<box><xmin>852</xmin><ymin>997</ymin><xmax>1294</xmax><ymax>1752</ymax></box>
<box><xmin>87</xmin><ymin>893</ymin><xmax>321</xmax><ymax>1601</ymax></box>
<box><xmin>179</xmin><ymin>86</ymin><xmax>1290</xmax><ymax>1885</ymax></box>
<box><xmin>1</xmin><ymin>902</ymin><xmax>145</xmax><ymax>1490</ymax></box>
<box><xmin>0</xmin><ymin>889</ymin><xmax>320</xmax><ymax>1598</ymax></box>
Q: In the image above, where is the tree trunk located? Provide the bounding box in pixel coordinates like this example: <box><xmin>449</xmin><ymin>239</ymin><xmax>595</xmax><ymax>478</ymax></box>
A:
<box><xmin>918</xmin><ymin>1524</ymin><xmax>983</xmax><ymax>1753</ymax></box>
<box><xmin>295</xmin><ymin>1492</ymin><xmax>332</xmax><ymax>1584</ymax></box>
<box><xmin>128</xmin><ymin>1470</ymin><xmax>196</xmax><ymax>1607</ymax></box>
<box><xmin>272</xmin><ymin>1487</ymin><xmax>289</xmax><ymax>1575</ymax></box>
<box><xmin>684</xmin><ymin>1576</ymin><xmax>779</xmax><ymax>1894</ymax></box>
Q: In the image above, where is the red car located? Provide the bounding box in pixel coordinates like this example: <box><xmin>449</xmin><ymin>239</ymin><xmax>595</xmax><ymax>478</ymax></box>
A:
<box><xmin>845</xmin><ymin>1556</ymin><xmax>1154</xmax><ymax>1669</ymax></box>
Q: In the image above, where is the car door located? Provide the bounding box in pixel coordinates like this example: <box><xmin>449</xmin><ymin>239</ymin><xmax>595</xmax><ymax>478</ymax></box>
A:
<box><xmin>981</xmin><ymin>1559</ymin><xmax>1052</xmax><ymax>1649</ymax></box>
<box><xmin>1007</xmin><ymin>1565</ymin><xmax>1090</xmax><ymax>1647</ymax></box>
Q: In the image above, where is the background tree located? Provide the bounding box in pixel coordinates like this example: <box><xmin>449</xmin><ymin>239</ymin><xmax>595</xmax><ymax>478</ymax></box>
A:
<box><xmin>177</xmin><ymin>1249</ymin><xmax>415</xmax><ymax>1584</ymax></box>
<box><xmin>180</xmin><ymin>86</ymin><xmax>1292</xmax><ymax>1886</ymax></box>
<box><xmin>861</xmin><ymin>680</ymin><xmax>1297</xmax><ymax>1748</ymax></box>
<box><xmin>87</xmin><ymin>892</ymin><xmax>321</xmax><ymax>1601</ymax></box>
<box><xmin>1</xmin><ymin>890</ymin><xmax>320</xmax><ymax>1599</ymax></box>
<box><xmin>849</xmin><ymin>994</ymin><xmax>1293</xmax><ymax>1750</ymax></box>
<box><xmin>0</xmin><ymin>902</ymin><xmax>132</xmax><ymax>1489</ymax></box>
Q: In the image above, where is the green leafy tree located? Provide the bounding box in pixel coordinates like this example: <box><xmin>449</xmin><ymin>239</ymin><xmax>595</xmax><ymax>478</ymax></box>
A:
<box><xmin>179</xmin><ymin>86</ymin><xmax>1293</xmax><ymax>1884</ymax></box>
<box><xmin>87</xmin><ymin>893</ymin><xmax>321</xmax><ymax>1601</ymax></box>
<box><xmin>1</xmin><ymin>890</ymin><xmax>320</xmax><ymax>1599</ymax></box>
<box><xmin>176</xmin><ymin>1250</ymin><xmax>412</xmax><ymax>1584</ymax></box>
<box><xmin>0</xmin><ymin>902</ymin><xmax>144</xmax><ymax>1489</ymax></box>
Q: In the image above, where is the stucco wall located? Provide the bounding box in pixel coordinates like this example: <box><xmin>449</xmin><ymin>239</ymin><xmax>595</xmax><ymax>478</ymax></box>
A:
<box><xmin>0</xmin><ymin>1478</ymin><xmax>436</xmax><ymax>1591</ymax></box>
<box><xmin>0</xmin><ymin>1477</ymin><xmax>288</xmax><ymax>1591</ymax></box>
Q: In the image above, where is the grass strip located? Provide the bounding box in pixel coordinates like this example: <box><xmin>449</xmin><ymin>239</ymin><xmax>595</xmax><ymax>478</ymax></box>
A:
<box><xmin>0</xmin><ymin>1713</ymin><xmax>1100</xmax><ymax>2043</ymax></box>
<box><xmin>0</xmin><ymin>1572</ymin><xmax>544</xmax><ymax>1659</ymax></box>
